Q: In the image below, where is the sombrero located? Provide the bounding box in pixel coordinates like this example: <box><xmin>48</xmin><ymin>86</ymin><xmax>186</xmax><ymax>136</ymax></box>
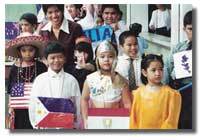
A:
<box><xmin>5</xmin><ymin>32</ymin><xmax>48</xmax><ymax>58</ymax></box>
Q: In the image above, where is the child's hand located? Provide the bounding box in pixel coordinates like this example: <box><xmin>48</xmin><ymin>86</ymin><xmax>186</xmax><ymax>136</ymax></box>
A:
<box><xmin>75</xmin><ymin>52</ymin><xmax>86</xmax><ymax>69</ymax></box>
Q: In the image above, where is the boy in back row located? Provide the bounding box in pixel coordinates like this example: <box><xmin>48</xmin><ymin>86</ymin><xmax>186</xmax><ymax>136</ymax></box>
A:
<box><xmin>115</xmin><ymin>31</ymin><xmax>143</xmax><ymax>92</ymax></box>
<box><xmin>163</xmin><ymin>10</ymin><xmax>192</xmax><ymax>129</ymax></box>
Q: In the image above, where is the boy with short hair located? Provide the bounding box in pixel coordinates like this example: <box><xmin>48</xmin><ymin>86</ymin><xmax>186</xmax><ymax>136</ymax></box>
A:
<box><xmin>163</xmin><ymin>10</ymin><xmax>192</xmax><ymax>129</ymax></box>
<box><xmin>29</xmin><ymin>41</ymin><xmax>81</xmax><ymax>129</ymax></box>
<box><xmin>115</xmin><ymin>31</ymin><xmax>143</xmax><ymax>92</ymax></box>
<box><xmin>101</xmin><ymin>4</ymin><xmax>128</xmax><ymax>56</ymax></box>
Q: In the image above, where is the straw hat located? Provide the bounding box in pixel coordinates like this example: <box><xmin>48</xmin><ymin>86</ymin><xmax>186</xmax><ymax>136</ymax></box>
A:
<box><xmin>6</xmin><ymin>32</ymin><xmax>48</xmax><ymax>58</ymax></box>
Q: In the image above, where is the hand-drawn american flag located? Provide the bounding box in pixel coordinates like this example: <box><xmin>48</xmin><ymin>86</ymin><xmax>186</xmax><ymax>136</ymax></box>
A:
<box><xmin>10</xmin><ymin>83</ymin><xmax>32</xmax><ymax>109</ymax></box>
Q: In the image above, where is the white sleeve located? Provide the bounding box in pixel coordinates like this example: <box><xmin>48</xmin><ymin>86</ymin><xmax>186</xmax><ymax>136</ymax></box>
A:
<box><xmin>71</xmin><ymin>78</ymin><xmax>81</xmax><ymax>129</ymax></box>
<box><xmin>64</xmin><ymin>8</ymin><xmax>74</xmax><ymax>21</ymax></box>
<box><xmin>78</xmin><ymin>5</ymin><xmax>96</xmax><ymax>30</ymax></box>
<box><xmin>149</xmin><ymin>10</ymin><xmax>157</xmax><ymax>28</ymax></box>
<box><xmin>28</xmin><ymin>78</ymin><xmax>40</xmax><ymax>129</ymax></box>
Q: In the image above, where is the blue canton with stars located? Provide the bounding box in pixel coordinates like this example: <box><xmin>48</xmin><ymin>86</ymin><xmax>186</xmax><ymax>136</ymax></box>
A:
<box><xmin>11</xmin><ymin>83</ymin><xmax>25</xmax><ymax>97</ymax></box>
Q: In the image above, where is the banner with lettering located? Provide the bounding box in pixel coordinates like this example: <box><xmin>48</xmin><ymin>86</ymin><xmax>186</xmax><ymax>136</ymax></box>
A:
<box><xmin>83</xmin><ymin>25</ymin><xmax>113</xmax><ymax>44</ymax></box>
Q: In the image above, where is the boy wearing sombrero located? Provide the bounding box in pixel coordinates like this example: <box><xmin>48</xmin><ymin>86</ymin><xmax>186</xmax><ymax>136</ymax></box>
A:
<box><xmin>6</xmin><ymin>32</ymin><xmax>47</xmax><ymax>129</ymax></box>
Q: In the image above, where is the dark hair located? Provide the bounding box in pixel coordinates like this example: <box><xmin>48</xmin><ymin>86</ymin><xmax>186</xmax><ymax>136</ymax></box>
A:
<box><xmin>129</xmin><ymin>23</ymin><xmax>142</xmax><ymax>37</ymax></box>
<box><xmin>44</xmin><ymin>41</ymin><xmax>65</xmax><ymax>58</ymax></box>
<box><xmin>74</xmin><ymin>4</ymin><xmax>83</xmax><ymax>10</ymax></box>
<box><xmin>42</xmin><ymin>4</ymin><xmax>64</xmax><ymax>15</ymax></box>
<box><xmin>101</xmin><ymin>4</ymin><xmax>120</xmax><ymax>14</ymax></box>
<box><xmin>75</xmin><ymin>42</ymin><xmax>93</xmax><ymax>62</ymax></box>
<box><xmin>119</xmin><ymin>30</ymin><xmax>137</xmax><ymax>45</ymax></box>
<box><xmin>97</xmin><ymin>14</ymin><xmax>103</xmax><ymax>21</ymax></box>
<box><xmin>20</xmin><ymin>13</ymin><xmax>38</xmax><ymax>25</ymax></box>
<box><xmin>184</xmin><ymin>10</ymin><xmax>192</xmax><ymax>27</ymax></box>
<box><xmin>141</xmin><ymin>54</ymin><xmax>164</xmax><ymax>85</ymax></box>
<box><xmin>17</xmin><ymin>45</ymin><xmax>39</xmax><ymax>59</ymax></box>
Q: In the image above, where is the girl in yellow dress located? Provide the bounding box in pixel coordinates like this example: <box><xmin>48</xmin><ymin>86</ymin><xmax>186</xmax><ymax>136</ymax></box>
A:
<box><xmin>129</xmin><ymin>54</ymin><xmax>181</xmax><ymax>129</ymax></box>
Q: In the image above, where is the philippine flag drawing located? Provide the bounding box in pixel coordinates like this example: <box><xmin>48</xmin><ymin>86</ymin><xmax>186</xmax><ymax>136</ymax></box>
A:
<box><xmin>35</xmin><ymin>97</ymin><xmax>75</xmax><ymax>129</ymax></box>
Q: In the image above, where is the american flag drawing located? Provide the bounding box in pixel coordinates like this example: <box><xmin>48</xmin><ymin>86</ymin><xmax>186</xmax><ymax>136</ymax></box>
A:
<box><xmin>10</xmin><ymin>83</ymin><xmax>32</xmax><ymax>109</ymax></box>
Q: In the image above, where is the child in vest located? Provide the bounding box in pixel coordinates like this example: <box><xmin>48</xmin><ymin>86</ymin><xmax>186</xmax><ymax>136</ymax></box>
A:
<box><xmin>6</xmin><ymin>32</ymin><xmax>47</xmax><ymax>129</ymax></box>
<box><xmin>81</xmin><ymin>40</ymin><xmax>131</xmax><ymax>129</ymax></box>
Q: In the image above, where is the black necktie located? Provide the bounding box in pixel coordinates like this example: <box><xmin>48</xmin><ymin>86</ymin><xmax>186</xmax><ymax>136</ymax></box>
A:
<box><xmin>187</xmin><ymin>41</ymin><xmax>192</xmax><ymax>50</ymax></box>
<box><xmin>128</xmin><ymin>58</ymin><xmax>137</xmax><ymax>91</ymax></box>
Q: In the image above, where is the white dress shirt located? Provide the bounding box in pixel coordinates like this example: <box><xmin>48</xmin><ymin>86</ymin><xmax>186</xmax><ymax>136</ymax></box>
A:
<box><xmin>115</xmin><ymin>54</ymin><xmax>143</xmax><ymax>87</ymax></box>
<box><xmin>149</xmin><ymin>9</ymin><xmax>171</xmax><ymax>30</ymax></box>
<box><xmin>29</xmin><ymin>68</ymin><xmax>81</xmax><ymax>129</ymax></box>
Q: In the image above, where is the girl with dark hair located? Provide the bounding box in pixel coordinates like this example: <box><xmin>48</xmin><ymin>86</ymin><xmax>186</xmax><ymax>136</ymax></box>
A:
<box><xmin>19</xmin><ymin>13</ymin><xmax>38</xmax><ymax>34</ymax></box>
<box><xmin>6</xmin><ymin>32</ymin><xmax>47</xmax><ymax>129</ymax></box>
<box><xmin>129</xmin><ymin>54</ymin><xmax>181</xmax><ymax>129</ymax></box>
<box><xmin>65</xmin><ymin>36</ymin><xmax>95</xmax><ymax>92</ymax></box>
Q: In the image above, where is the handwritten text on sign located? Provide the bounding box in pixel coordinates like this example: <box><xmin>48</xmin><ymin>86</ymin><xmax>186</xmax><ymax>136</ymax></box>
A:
<box><xmin>84</xmin><ymin>25</ymin><xmax>113</xmax><ymax>43</ymax></box>
<box><xmin>173</xmin><ymin>50</ymin><xmax>192</xmax><ymax>79</ymax></box>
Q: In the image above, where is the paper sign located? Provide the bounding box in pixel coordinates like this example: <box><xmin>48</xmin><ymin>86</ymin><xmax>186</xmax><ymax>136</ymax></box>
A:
<box><xmin>83</xmin><ymin>25</ymin><xmax>113</xmax><ymax>43</ymax></box>
<box><xmin>5</xmin><ymin>22</ymin><xmax>19</xmax><ymax>40</ymax></box>
<box><xmin>35</xmin><ymin>97</ymin><xmax>74</xmax><ymax>129</ymax></box>
<box><xmin>173</xmin><ymin>50</ymin><xmax>192</xmax><ymax>79</ymax></box>
<box><xmin>87</xmin><ymin>108</ymin><xmax>130</xmax><ymax>129</ymax></box>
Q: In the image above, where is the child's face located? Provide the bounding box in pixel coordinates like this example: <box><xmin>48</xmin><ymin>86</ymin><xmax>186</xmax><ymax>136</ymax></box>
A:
<box><xmin>20</xmin><ymin>19</ymin><xmax>36</xmax><ymax>33</ymax></box>
<box><xmin>122</xmin><ymin>36</ymin><xmax>139</xmax><ymax>59</ymax></box>
<box><xmin>102</xmin><ymin>8</ymin><xmax>118</xmax><ymax>25</ymax></box>
<box><xmin>19</xmin><ymin>45</ymin><xmax>36</xmax><ymax>62</ymax></box>
<box><xmin>98</xmin><ymin>51</ymin><xmax>115</xmax><ymax>72</ymax></box>
<box><xmin>65</xmin><ymin>4</ymin><xmax>79</xmax><ymax>19</ymax></box>
<box><xmin>47</xmin><ymin>53</ymin><xmax>65</xmax><ymax>73</ymax></box>
<box><xmin>184</xmin><ymin>24</ymin><xmax>192</xmax><ymax>41</ymax></box>
<box><xmin>142</xmin><ymin>60</ymin><xmax>163</xmax><ymax>86</ymax></box>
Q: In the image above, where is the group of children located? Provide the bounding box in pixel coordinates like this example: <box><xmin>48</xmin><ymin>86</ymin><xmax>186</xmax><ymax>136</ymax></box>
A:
<box><xmin>5</xmin><ymin>5</ymin><xmax>192</xmax><ymax>130</ymax></box>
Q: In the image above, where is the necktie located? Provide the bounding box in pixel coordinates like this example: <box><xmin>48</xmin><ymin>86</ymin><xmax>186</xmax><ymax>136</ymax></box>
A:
<box><xmin>128</xmin><ymin>58</ymin><xmax>137</xmax><ymax>91</ymax></box>
<box><xmin>187</xmin><ymin>41</ymin><xmax>192</xmax><ymax>50</ymax></box>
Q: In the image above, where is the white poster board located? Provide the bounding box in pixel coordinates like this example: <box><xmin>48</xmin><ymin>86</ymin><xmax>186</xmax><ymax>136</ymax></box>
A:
<box><xmin>173</xmin><ymin>50</ymin><xmax>192</xmax><ymax>79</ymax></box>
<box><xmin>87</xmin><ymin>108</ymin><xmax>130</xmax><ymax>129</ymax></box>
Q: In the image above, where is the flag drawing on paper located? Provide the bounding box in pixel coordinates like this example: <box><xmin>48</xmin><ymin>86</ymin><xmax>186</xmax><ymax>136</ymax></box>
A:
<box><xmin>5</xmin><ymin>22</ymin><xmax>20</xmax><ymax>40</ymax></box>
<box><xmin>35</xmin><ymin>97</ymin><xmax>74</xmax><ymax>129</ymax></box>
<box><xmin>87</xmin><ymin>108</ymin><xmax>130</xmax><ymax>129</ymax></box>
<box><xmin>173</xmin><ymin>50</ymin><xmax>192</xmax><ymax>79</ymax></box>
<box><xmin>10</xmin><ymin>83</ymin><xmax>32</xmax><ymax>109</ymax></box>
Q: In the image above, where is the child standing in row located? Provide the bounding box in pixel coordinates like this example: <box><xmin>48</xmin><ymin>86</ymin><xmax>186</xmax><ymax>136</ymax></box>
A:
<box><xmin>81</xmin><ymin>40</ymin><xmax>131</xmax><ymax>129</ymax></box>
<box><xmin>115</xmin><ymin>31</ymin><xmax>143</xmax><ymax>91</ymax></box>
<box><xmin>6</xmin><ymin>32</ymin><xmax>47</xmax><ymax>129</ymax></box>
<box><xmin>129</xmin><ymin>54</ymin><xmax>181</xmax><ymax>129</ymax></box>
<box><xmin>66</xmin><ymin>36</ymin><xmax>95</xmax><ymax>92</ymax></box>
<box><xmin>163</xmin><ymin>10</ymin><xmax>192</xmax><ymax>129</ymax></box>
<box><xmin>29</xmin><ymin>41</ymin><xmax>81</xmax><ymax>129</ymax></box>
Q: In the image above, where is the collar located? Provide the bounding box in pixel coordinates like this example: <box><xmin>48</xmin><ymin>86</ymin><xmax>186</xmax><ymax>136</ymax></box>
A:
<box><xmin>121</xmin><ymin>53</ymin><xmax>140</xmax><ymax>60</ymax></box>
<box><xmin>48</xmin><ymin>68</ymin><xmax>64</xmax><ymax>78</ymax></box>
<box><xmin>41</xmin><ymin>18</ymin><xmax>70</xmax><ymax>34</ymax></box>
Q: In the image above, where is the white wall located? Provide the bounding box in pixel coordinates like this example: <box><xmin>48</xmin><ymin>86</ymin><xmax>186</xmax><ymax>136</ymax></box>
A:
<box><xmin>127</xmin><ymin>4</ymin><xmax>148</xmax><ymax>32</ymax></box>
